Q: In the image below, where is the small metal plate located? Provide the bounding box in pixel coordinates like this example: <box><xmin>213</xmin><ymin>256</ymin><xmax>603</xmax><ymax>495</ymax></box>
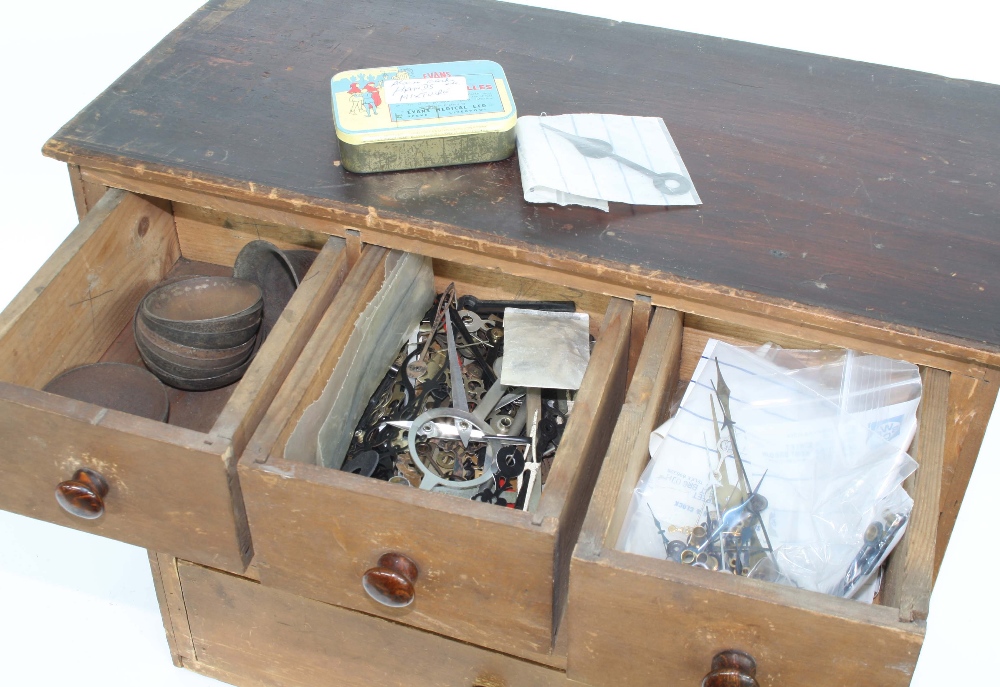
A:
<box><xmin>43</xmin><ymin>362</ymin><xmax>170</xmax><ymax>422</ymax></box>
<box><xmin>499</xmin><ymin>309</ymin><xmax>591</xmax><ymax>390</ymax></box>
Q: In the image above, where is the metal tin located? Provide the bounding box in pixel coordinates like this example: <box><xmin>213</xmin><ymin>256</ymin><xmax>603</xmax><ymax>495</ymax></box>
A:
<box><xmin>331</xmin><ymin>60</ymin><xmax>517</xmax><ymax>173</ymax></box>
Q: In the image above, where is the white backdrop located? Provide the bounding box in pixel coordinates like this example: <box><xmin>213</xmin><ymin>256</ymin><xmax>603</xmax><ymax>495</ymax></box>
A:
<box><xmin>0</xmin><ymin>1</ymin><xmax>997</xmax><ymax>685</ymax></box>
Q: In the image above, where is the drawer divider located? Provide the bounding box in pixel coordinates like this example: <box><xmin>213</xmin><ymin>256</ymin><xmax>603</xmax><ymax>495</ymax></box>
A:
<box><xmin>542</xmin><ymin>297</ymin><xmax>632</xmax><ymax>638</ymax></box>
<box><xmin>244</xmin><ymin>245</ymin><xmax>390</xmax><ymax>465</ymax></box>
<box><xmin>882</xmin><ymin>366</ymin><xmax>950</xmax><ymax>622</ymax></box>
<box><xmin>584</xmin><ymin>306</ymin><xmax>683</xmax><ymax>556</ymax></box>
<box><xmin>626</xmin><ymin>295</ymin><xmax>653</xmax><ymax>387</ymax></box>
<box><xmin>211</xmin><ymin>237</ymin><xmax>351</xmax><ymax>456</ymax></box>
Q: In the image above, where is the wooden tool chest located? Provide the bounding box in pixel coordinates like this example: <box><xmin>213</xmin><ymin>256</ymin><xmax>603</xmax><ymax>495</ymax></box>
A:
<box><xmin>3</xmin><ymin>1</ymin><xmax>999</xmax><ymax>685</ymax></box>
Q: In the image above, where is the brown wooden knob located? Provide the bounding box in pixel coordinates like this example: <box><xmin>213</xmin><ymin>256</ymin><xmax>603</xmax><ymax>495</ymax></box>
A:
<box><xmin>55</xmin><ymin>468</ymin><xmax>109</xmax><ymax>520</ymax></box>
<box><xmin>362</xmin><ymin>552</ymin><xmax>418</xmax><ymax>608</ymax></box>
<box><xmin>702</xmin><ymin>650</ymin><xmax>759</xmax><ymax>687</ymax></box>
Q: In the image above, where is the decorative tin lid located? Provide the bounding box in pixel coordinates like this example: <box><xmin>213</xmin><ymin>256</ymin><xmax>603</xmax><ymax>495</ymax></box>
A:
<box><xmin>331</xmin><ymin>60</ymin><xmax>516</xmax><ymax>145</ymax></box>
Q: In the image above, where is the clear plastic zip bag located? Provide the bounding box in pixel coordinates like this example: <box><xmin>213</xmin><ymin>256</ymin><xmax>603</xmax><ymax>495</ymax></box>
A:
<box><xmin>616</xmin><ymin>339</ymin><xmax>921</xmax><ymax>600</ymax></box>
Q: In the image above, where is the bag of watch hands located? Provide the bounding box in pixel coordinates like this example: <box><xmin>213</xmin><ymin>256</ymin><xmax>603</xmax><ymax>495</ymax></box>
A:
<box><xmin>616</xmin><ymin>339</ymin><xmax>922</xmax><ymax>601</ymax></box>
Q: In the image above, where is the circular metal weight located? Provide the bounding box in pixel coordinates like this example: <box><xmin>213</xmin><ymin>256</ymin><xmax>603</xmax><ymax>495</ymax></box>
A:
<box><xmin>234</xmin><ymin>240</ymin><xmax>318</xmax><ymax>341</ymax></box>
<box><xmin>43</xmin><ymin>362</ymin><xmax>170</xmax><ymax>422</ymax></box>
<box><xmin>140</xmin><ymin>275</ymin><xmax>263</xmax><ymax>336</ymax></box>
<box><xmin>135</xmin><ymin>315</ymin><xmax>256</xmax><ymax>370</ymax></box>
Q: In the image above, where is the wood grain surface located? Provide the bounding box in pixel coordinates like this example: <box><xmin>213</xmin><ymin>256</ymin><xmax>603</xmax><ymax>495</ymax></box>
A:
<box><xmin>566</xmin><ymin>309</ymin><xmax>928</xmax><ymax>686</ymax></box>
<box><xmin>176</xmin><ymin>560</ymin><xmax>566</xmax><ymax>687</ymax></box>
<box><xmin>568</xmin><ymin>547</ymin><xmax>924</xmax><ymax>687</ymax></box>
<box><xmin>147</xmin><ymin>551</ymin><xmax>195</xmax><ymax>667</ymax></box>
<box><xmin>575</xmin><ymin>306</ymin><xmax>683</xmax><ymax>556</ymax></box>
<box><xmin>882</xmin><ymin>367</ymin><xmax>949</xmax><ymax>621</ymax></box>
<box><xmin>67</xmin><ymin>163</ymin><xmax>108</xmax><ymax>219</ymax></box>
<box><xmin>76</xmin><ymin>166</ymin><xmax>997</xmax><ymax>378</ymax></box>
<box><xmin>209</xmin><ymin>235</ymin><xmax>349</xmax><ymax>456</ymax></box>
<box><xmin>0</xmin><ymin>189</ymin><xmax>179</xmax><ymax>390</ymax></box>
<box><xmin>935</xmin><ymin>369</ymin><xmax>1000</xmax><ymax>575</ymax></box>
<box><xmin>42</xmin><ymin>0</ymin><xmax>1000</xmax><ymax>355</ymax></box>
<box><xmin>0</xmin><ymin>382</ymin><xmax>247</xmax><ymax>571</ymax></box>
<box><xmin>538</xmin><ymin>298</ymin><xmax>631</xmax><ymax>639</ymax></box>
<box><xmin>240</xmin><ymin>253</ymin><xmax>625</xmax><ymax>664</ymax></box>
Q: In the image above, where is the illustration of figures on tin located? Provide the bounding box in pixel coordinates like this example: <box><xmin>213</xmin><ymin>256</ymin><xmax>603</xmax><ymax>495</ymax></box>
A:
<box><xmin>362</xmin><ymin>82</ymin><xmax>381</xmax><ymax>116</ymax></box>
<box><xmin>331</xmin><ymin>62</ymin><xmax>510</xmax><ymax>128</ymax></box>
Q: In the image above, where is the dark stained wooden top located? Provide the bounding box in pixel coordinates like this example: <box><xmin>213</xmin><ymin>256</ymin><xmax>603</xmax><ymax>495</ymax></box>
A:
<box><xmin>45</xmin><ymin>0</ymin><xmax>1000</xmax><ymax>350</ymax></box>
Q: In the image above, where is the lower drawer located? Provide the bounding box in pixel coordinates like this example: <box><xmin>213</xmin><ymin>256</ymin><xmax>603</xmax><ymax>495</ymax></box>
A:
<box><xmin>0</xmin><ymin>190</ymin><xmax>348</xmax><ymax>573</ymax></box>
<box><xmin>175</xmin><ymin>559</ymin><xmax>565</xmax><ymax>687</ymax></box>
<box><xmin>566</xmin><ymin>307</ymin><xmax>947</xmax><ymax>686</ymax></box>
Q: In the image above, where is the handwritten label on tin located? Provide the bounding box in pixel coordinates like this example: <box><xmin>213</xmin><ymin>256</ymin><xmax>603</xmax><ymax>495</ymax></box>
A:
<box><xmin>385</xmin><ymin>77</ymin><xmax>469</xmax><ymax>105</ymax></box>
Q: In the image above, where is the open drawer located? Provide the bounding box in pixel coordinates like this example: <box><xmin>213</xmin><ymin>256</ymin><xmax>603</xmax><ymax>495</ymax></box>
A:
<box><xmin>239</xmin><ymin>247</ymin><xmax>632</xmax><ymax>661</ymax></box>
<box><xmin>0</xmin><ymin>190</ymin><xmax>349</xmax><ymax>574</ymax></box>
<box><xmin>565</xmin><ymin>307</ymin><xmax>949</xmax><ymax>686</ymax></box>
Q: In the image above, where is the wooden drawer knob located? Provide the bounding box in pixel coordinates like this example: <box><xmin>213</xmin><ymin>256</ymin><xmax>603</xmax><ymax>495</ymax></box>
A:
<box><xmin>55</xmin><ymin>468</ymin><xmax>110</xmax><ymax>520</ymax></box>
<box><xmin>362</xmin><ymin>552</ymin><xmax>419</xmax><ymax>608</ymax></box>
<box><xmin>702</xmin><ymin>650</ymin><xmax>759</xmax><ymax>687</ymax></box>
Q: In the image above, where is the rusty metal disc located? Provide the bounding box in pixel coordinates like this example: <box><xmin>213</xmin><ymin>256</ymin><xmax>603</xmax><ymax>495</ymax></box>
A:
<box><xmin>135</xmin><ymin>318</ymin><xmax>255</xmax><ymax>383</ymax></box>
<box><xmin>134</xmin><ymin>315</ymin><xmax>256</xmax><ymax>371</ymax></box>
<box><xmin>233</xmin><ymin>241</ymin><xmax>318</xmax><ymax>341</ymax></box>
<box><xmin>43</xmin><ymin>362</ymin><xmax>170</xmax><ymax>422</ymax></box>
<box><xmin>285</xmin><ymin>249</ymin><xmax>319</xmax><ymax>281</ymax></box>
<box><xmin>140</xmin><ymin>348</ymin><xmax>255</xmax><ymax>392</ymax></box>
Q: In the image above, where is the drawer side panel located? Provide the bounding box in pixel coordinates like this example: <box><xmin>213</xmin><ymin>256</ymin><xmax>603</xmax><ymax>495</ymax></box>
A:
<box><xmin>541</xmin><ymin>297</ymin><xmax>631</xmax><ymax>638</ymax></box>
<box><xmin>0</xmin><ymin>189</ymin><xmax>178</xmax><ymax>390</ymax></box>
<box><xmin>881</xmin><ymin>367</ymin><xmax>949</xmax><ymax>621</ymax></box>
<box><xmin>935</xmin><ymin>369</ymin><xmax>999</xmax><ymax>574</ymax></box>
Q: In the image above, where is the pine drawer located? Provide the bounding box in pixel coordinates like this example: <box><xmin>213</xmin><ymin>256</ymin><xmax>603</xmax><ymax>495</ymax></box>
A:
<box><xmin>239</xmin><ymin>247</ymin><xmax>632</xmax><ymax>662</ymax></box>
<box><xmin>172</xmin><ymin>558</ymin><xmax>566</xmax><ymax>687</ymax></box>
<box><xmin>0</xmin><ymin>189</ymin><xmax>349</xmax><ymax>574</ymax></box>
<box><xmin>565</xmin><ymin>307</ymin><xmax>951</xmax><ymax>687</ymax></box>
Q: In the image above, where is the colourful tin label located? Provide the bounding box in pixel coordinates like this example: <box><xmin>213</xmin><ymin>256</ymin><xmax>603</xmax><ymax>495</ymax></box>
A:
<box><xmin>332</xmin><ymin>60</ymin><xmax>516</xmax><ymax>145</ymax></box>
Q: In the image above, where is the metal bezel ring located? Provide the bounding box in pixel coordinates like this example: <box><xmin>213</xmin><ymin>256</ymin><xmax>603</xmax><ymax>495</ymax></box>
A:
<box><xmin>406</xmin><ymin>408</ymin><xmax>496</xmax><ymax>493</ymax></box>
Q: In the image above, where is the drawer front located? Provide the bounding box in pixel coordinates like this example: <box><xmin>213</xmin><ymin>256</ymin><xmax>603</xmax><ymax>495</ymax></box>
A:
<box><xmin>568</xmin><ymin>552</ymin><xmax>924</xmax><ymax>686</ymax></box>
<box><xmin>566</xmin><ymin>307</ymin><xmax>934</xmax><ymax>687</ymax></box>
<box><xmin>178</xmin><ymin>560</ymin><xmax>566</xmax><ymax>687</ymax></box>
<box><xmin>0</xmin><ymin>189</ymin><xmax>350</xmax><ymax>573</ymax></box>
<box><xmin>0</xmin><ymin>383</ymin><xmax>245</xmax><ymax>569</ymax></box>
<box><xmin>241</xmin><ymin>247</ymin><xmax>632</xmax><ymax>661</ymax></box>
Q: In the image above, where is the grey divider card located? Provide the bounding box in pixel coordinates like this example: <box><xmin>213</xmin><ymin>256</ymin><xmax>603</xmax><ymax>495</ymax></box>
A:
<box><xmin>284</xmin><ymin>252</ymin><xmax>434</xmax><ymax>468</ymax></box>
<box><xmin>499</xmin><ymin>308</ymin><xmax>591</xmax><ymax>390</ymax></box>
<box><xmin>516</xmin><ymin>113</ymin><xmax>701</xmax><ymax>211</ymax></box>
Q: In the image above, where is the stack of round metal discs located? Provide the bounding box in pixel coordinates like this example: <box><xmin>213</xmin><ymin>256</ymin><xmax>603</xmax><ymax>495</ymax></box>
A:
<box><xmin>135</xmin><ymin>276</ymin><xmax>263</xmax><ymax>391</ymax></box>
